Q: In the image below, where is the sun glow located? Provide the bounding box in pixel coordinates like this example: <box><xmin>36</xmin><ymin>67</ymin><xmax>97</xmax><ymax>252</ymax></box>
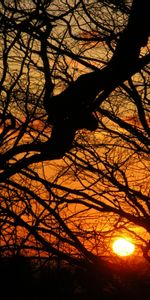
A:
<box><xmin>112</xmin><ymin>238</ymin><xmax>135</xmax><ymax>257</ymax></box>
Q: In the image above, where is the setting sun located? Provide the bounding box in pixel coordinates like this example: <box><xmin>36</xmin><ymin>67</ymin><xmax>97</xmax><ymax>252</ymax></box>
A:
<box><xmin>112</xmin><ymin>238</ymin><xmax>135</xmax><ymax>257</ymax></box>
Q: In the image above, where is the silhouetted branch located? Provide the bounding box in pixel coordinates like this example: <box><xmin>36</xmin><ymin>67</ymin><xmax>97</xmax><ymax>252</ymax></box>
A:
<box><xmin>42</xmin><ymin>0</ymin><xmax>149</xmax><ymax>155</ymax></box>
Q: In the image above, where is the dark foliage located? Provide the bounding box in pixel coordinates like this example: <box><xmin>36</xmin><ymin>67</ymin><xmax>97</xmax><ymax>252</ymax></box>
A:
<box><xmin>1</xmin><ymin>255</ymin><xmax>150</xmax><ymax>300</ymax></box>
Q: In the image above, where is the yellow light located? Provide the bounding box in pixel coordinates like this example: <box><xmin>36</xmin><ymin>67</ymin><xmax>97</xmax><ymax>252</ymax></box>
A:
<box><xmin>112</xmin><ymin>238</ymin><xmax>135</xmax><ymax>257</ymax></box>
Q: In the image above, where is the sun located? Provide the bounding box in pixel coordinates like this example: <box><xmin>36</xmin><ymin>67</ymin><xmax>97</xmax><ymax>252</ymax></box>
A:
<box><xmin>112</xmin><ymin>238</ymin><xmax>135</xmax><ymax>257</ymax></box>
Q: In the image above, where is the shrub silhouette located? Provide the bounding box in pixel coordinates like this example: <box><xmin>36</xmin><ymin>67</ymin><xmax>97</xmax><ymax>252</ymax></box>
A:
<box><xmin>0</xmin><ymin>254</ymin><xmax>33</xmax><ymax>300</ymax></box>
<box><xmin>1</xmin><ymin>255</ymin><xmax>150</xmax><ymax>300</ymax></box>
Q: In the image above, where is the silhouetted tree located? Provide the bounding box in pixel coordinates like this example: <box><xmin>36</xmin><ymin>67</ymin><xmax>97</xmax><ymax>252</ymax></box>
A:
<box><xmin>0</xmin><ymin>0</ymin><xmax>150</xmax><ymax>274</ymax></box>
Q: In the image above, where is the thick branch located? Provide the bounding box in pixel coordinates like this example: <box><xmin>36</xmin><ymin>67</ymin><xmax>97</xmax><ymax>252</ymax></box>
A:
<box><xmin>49</xmin><ymin>0</ymin><xmax>149</xmax><ymax>113</ymax></box>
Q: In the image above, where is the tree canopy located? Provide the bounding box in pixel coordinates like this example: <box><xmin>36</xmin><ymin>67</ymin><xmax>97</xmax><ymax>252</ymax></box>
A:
<box><xmin>0</xmin><ymin>0</ymin><xmax>150</xmax><ymax>264</ymax></box>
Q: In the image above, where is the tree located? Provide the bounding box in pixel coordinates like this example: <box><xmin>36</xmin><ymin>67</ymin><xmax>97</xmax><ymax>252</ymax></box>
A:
<box><xmin>0</xmin><ymin>0</ymin><xmax>150</xmax><ymax>266</ymax></box>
